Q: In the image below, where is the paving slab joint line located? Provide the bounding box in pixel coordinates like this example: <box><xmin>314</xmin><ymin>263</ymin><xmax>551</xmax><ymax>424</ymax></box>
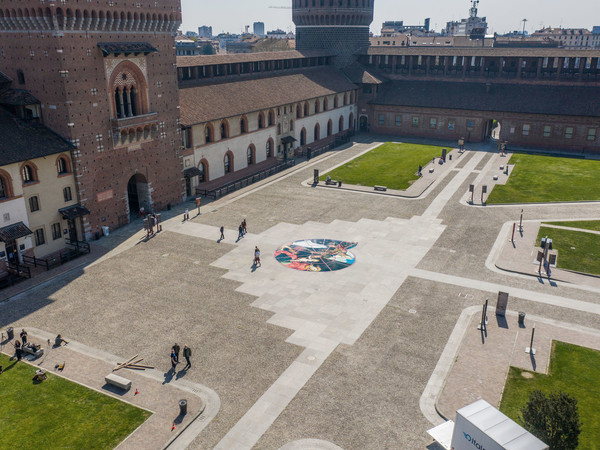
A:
<box><xmin>420</xmin><ymin>305</ymin><xmax>480</xmax><ymax>426</ymax></box>
<box><xmin>8</xmin><ymin>327</ymin><xmax>221</xmax><ymax>450</ymax></box>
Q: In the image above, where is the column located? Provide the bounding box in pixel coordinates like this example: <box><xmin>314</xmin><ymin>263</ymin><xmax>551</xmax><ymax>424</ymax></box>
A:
<box><xmin>444</xmin><ymin>56</ymin><xmax>450</xmax><ymax>76</ymax></box>
<box><xmin>408</xmin><ymin>55</ymin><xmax>414</xmax><ymax>76</ymax></box>
<box><xmin>118</xmin><ymin>88</ymin><xmax>126</xmax><ymax>118</ymax></box>
<box><xmin>479</xmin><ymin>57</ymin><xmax>485</xmax><ymax>77</ymax></box>
<box><xmin>126</xmin><ymin>88</ymin><xmax>133</xmax><ymax>117</ymax></box>
<box><xmin>517</xmin><ymin>58</ymin><xmax>523</xmax><ymax>78</ymax></box>
<box><xmin>536</xmin><ymin>58</ymin><xmax>542</xmax><ymax>79</ymax></box>
<box><xmin>462</xmin><ymin>56</ymin><xmax>468</xmax><ymax>77</ymax></box>
<box><xmin>556</xmin><ymin>57</ymin><xmax>563</xmax><ymax>79</ymax></box>
<box><xmin>425</xmin><ymin>55</ymin><xmax>431</xmax><ymax>76</ymax></box>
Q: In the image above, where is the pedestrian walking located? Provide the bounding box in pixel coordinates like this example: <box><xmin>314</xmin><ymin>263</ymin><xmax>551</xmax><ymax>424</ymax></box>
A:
<box><xmin>238</xmin><ymin>224</ymin><xmax>244</xmax><ymax>240</ymax></box>
<box><xmin>242</xmin><ymin>219</ymin><xmax>247</xmax><ymax>235</ymax></box>
<box><xmin>20</xmin><ymin>329</ymin><xmax>28</xmax><ymax>344</ymax></box>
<box><xmin>184</xmin><ymin>208</ymin><xmax>189</xmax><ymax>221</ymax></box>
<box><xmin>170</xmin><ymin>350</ymin><xmax>178</xmax><ymax>372</ymax></box>
<box><xmin>172</xmin><ymin>343</ymin><xmax>180</xmax><ymax>362</ymax></box>
<box><xmin>14</xmin><ymin>339</ymin><xmax>22</xmax><ymax>361</ymax></box>
<box><xmin>254</xmin><ymin>246</ymin><xmax>261</xmax><ymax>267</ymax></box>
<box><xmin>183</xmin><ymin>345</ymin><xmax>192</xmax><ymax>369</ymax></box>
<box><xmin>219</xmin><ymin>226</ymin><xmax>225</xmax><ymax>240</ymax></box>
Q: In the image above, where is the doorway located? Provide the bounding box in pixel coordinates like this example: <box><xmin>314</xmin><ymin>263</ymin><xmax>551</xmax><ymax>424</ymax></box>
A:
<box><xmin>359</xmin><ymin>116</ymin><xmax>368</xmax><ymax>132</ymax></box>
<box><xmin>127</xmin><ymin>173</ymin><xmax>150</xmax><ymax>219</ymax></box>
<box><xmin>5</xmin><ymin>240</ymin><xmax>18</xmax><ymax>263</ymax></box>
<box><xmin>485</xmin><ymin>119</ymin><xmax>501</xmax><ymax>141</ymax></box>
<box><xmin>67</xmin><ymin>219</ymin><xmax>78</xmax><ymax>242</ymax></box>
<box><xmin>185</xmin><ymin>176</ymin><xmax>192</xmax><ymax>198</ymax></box>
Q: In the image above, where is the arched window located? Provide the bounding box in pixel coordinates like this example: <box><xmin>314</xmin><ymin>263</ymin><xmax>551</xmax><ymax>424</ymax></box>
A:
<box><xmin>268</xmin><ymin>110</ymin><xmax>275</xmax><ymax>126</ymax></box>
<box><xmin>0</xmin><ymin>170</ymin><xmax>13</xmax><ymax>199</ymax></box>
<box><xmin>277</xmin><ymin>124</ymin><xmax>282</xmax><ymax>135</ymax></box>
<box><xmin>22</xmin><ymin>163</ymin><xmax>37</xmax><ymax>183</ymax></box>
<box><xmin>110</xmin><ymin>61</ymin><xmax>148</xmax><ymax>119</ymax></box>
<box><xmin>304</xmin><ymin>102</ymin><xmax>309</xmax><ymax>116</ymax></box>
<box><xmin>198</xmin><ymin>161</ymin><xmax>206</xmax><ymax>182</ymax></box>
<box><xmin>57</xmin><ymin>156</ymin><xmax>70</xmax><ymax>175</ymax></box>
<box><xmin>327</xmin><ymin>119</ymin><xmax>333</xmax><ymax>136</ymax></box>
<box><xmin>339</xmin><ymin>115</ymin><xmax>344</xmax><ymax>132</ymax></box>
<box><xmin>224</xmin><ymin>152</ymin><xmax>233</xmax><ymax>174</ymax></box>
<box><xmin>290</xmin><ymin>119</ymin><xmax>294</xmax><ymax>131</ymax></box>
<box><xmin>247</xmin><ymin>146</ymin><xmax>254</xmax><ymax>165</ymax></box>
<box><xmin>205</xmin><ymin>124</ymin><xmax>214</xmax><ymax>143</ymax></box>
<box><xmin>220</xmin><ymin>120</ymin><xmax>229</xmax><ymax>139</ymax></box>
<box><xmin>300</xmin><ymin>128</ymin><xmax>307</xmax><ymax>146</ymax></box>
<box><xmin>334</xmin><ymin>95</ymin><xmax>339</xmax><ymax>108</ymax></box>
<box><xmin>296</xmin><ymin>103</ymin><xmax>302</xmax><ymax>118</ymax></box>
<box><xmin>315</xmin><ymin>99</ymin><xmax>320</xmax><ymax>113</ymax></box>
<box><xmin>323</xmin><ymin>97</ymin><xmax>329</xmax><ymax>111</ymax></box>
<box><xmin>258</xmin><ymin>113</ymin><xmax>265</xmax><ymax>129</ymax></box>
<box><xmin>266</xmin><ymin>139</ymin><xmax>273</xmax><ymax>157</ymax></box>
<box><xmin>314</xmin><ymin>123</ymin><xmax>320</xmax><ymax>141</ymax></box>
<box><xmin>240</xmin><ymin>116</ymin><xmax>248</xmax><ymax>134</ymax></box>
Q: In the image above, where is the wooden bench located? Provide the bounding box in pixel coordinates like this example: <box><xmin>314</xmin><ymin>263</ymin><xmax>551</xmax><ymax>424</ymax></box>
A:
<box><xmin>325</xmin><ymin>179</ymin><xmax>337</xmax><ymax>186</ymax></box>
<box><xmin>374</xmin><ymin>185</ymin><xmax>387</xmax><ymax>192</ymax></box>
<box><xmin>105</xmin><ymin>373</ymin><xmax>132</xmax><ymax>391</ymax></box>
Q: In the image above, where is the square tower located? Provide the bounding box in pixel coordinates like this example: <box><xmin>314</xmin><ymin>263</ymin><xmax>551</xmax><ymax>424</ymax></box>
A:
<box><xmin>0</xmin><ymin>1</ymin><xmax>184</xmax><ymax>238</ymax></box>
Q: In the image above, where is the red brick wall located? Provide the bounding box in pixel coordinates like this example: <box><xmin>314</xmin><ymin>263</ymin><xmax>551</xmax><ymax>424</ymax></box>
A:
<box><xmin>0</xmin><ymin>1</ymin><xmax>184</xmax><ymax>237</ymax></box>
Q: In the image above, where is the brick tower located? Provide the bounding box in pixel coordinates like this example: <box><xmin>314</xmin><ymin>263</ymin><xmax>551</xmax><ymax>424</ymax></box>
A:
<box><xmin>293</xmin><ymin>0</ymin><xmax>374</xmax><ymax>67</ymax></box>
<box><xmin>0</xmin><ymin>1</ymin><xmax>184</xmax><ymax>238</ymax></box>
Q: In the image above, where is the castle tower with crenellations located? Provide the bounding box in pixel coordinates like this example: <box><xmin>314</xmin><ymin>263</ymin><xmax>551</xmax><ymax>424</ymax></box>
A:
<box><xmin>293</xmin><ymin>0</ymin><xmax>374</xmax><ymax>67</ymax></box>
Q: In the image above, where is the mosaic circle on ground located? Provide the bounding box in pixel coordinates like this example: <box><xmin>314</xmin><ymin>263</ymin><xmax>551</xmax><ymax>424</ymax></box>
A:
<box><xmin>274</xmin><ymin>239</ymin><xmax>357</xmax><ymax>272</ymax></box>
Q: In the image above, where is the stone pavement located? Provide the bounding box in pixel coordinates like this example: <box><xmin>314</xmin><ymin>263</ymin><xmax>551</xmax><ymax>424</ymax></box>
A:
<box><xmin>0</xmin><ymin>328</ymin><xmax>211</xmax><ymax>450</ymax></box>
<box><xmin>436</xmin><ymin>308</ymin><xmax>600</xmax><ymax>419</ymax></box>
<box><xmin>2</xmin><ymin>137</ymin><xmax>600</xmax><ymax>449</ymax></box>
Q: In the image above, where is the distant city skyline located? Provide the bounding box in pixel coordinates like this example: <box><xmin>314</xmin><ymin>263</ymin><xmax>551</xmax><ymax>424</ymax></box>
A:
<box><xmin>180</xmin><ymin>0</ymin><xmax>600</xmax><ymax>36</ymax></box>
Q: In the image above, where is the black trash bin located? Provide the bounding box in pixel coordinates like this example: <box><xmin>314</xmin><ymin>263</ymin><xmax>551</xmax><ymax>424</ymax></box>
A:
<box><xmin>6</xmin><ymin>327</ymin><xmax>14</xmax><ymax>340</ymax></box>
<box><xmin>518</xmin><ymin>312</ymin><xmax>526</xmax><ymax>325</ymax></box>
<box><xmin>179</xmin><ymin>399</ymin><xmax>187</xmax><ymax>415</ymax></box>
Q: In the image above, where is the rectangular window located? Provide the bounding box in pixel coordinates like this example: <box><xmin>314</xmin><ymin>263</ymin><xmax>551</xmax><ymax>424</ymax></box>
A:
<box><xmin>412</xmin><ymin>116</ymin><xmax>419</xmax><ymax>128</ymax></box>
<box><xmin>467</xmin><ymin>120</ymin><xmax>474</xmax><ymax>130</ymax></box>
<box><xmin>588</xmin><ymin>128</ymin><xmax>597</xmax><ymax>141</ymax></box>
<box><xmin>362</xmin><ymin>85</ymin><xmax>372</xmax><ymax>94</ymax></box>
<box><xmin>395</xmin><ymin>115</ymin><xmax>401</xmax><ymax>127</ymax></box>
<box><xmin>543</xmin><ymin>125</ymin><xmax>552</xmax><ymax>137</ymax></box>
<box><xmin>378</xmin><ymin>114</ymin><xmax>385</xmax><ymax>126</ymax></box>
<box><xmin>34</xmin><ymin>228</ymin><xmax>45</xmax><ymax>246</ymax></box>
<box><xmin>63</xmin><ymin>186</ymin><xmax>72</xmax><ymax>202</ymax></box>
<box><xmin>52</xmin><ymin>223</ymin><xmax>62</xmax><ymax>240</ymax></box>
<box><xmin>29</xmin><ymin>195</ymin><xmax>40</xmax><ymax>212</ymax></box>
<box><xmin>565</xmin><ymin>127</ymin><xmax>574</xmax><ymax>139</ymax></box>
<box><xmin>522</xmin><ymin>124</ymin><xmax>531</xmax><ymax>136</ymax></box>
<box><xmin>429</xmin><ymin>118</ymin><xmax>437</xmax><ymax>129</ymax></box>
<box><xmin>447</xmin><ymin>120</ymin><xmax>455</xmax><ymax>131</ymax></box>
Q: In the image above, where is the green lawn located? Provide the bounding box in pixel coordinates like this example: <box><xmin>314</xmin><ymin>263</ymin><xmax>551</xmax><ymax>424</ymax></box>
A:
<box><xmin>487</xmin><ymin>154</ymin><xmax>600</xmax><ymax>204</ymax></box>
<box><xmin>499</xmin><ymin>341</ymin><xmax>600</xmax><ymax>449</ymax></box>
<box><xmin>320</xmin><ymin>142</ymin><xmax>445</xmax><ymax>190</ymax></box>
<box><xmin>544</xmin><ymin>220</ymin><xmax>600</xmax><ymax>232</ymax></box>
<box><xmin>0</xmin><ymin>353</ymin><xmax>151</xmax><ymax>449</ymax></box>
<box><xmin>536</xmin><ymin>225</ymin><xmax>600</xmax><ymax>275</ymax></box>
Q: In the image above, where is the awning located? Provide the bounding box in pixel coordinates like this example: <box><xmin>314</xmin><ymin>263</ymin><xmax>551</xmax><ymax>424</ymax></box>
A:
<box><xmin>281</xmin><ymin>136</ymin><xmax>297</xmax><ymax>144</ymax></box>
<box><xmin>59</xmin><ymin>204</ymin><xmax>91</xmax><ymax>220</ymax></box>
<box><xmin>0</xmin><ymin>222</ymin><xmax>33</xmax><ymax>242</ymax></box>
<box><xmin>184</xmin><ymin>167</ymin><xmax>203</xmax><ymax>177</ymax></box>
<box><xmin>97</xmin><ymin>42</ymin><xmax>158</xmax><ymax>57</ymax></box>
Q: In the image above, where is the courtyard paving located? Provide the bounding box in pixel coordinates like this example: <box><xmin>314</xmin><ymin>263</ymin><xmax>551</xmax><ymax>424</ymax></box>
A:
<box><xmin>2</xmin><ymin>135</ymin><xmax>600</xmax><ymax>449</ymax></box>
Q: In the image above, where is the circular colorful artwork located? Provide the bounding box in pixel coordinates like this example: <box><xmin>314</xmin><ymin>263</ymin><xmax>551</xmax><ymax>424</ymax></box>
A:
<box><xmin>274</xmin><ymin>239</ymin><xmax>357</xmax><ymax>272</ymax></box>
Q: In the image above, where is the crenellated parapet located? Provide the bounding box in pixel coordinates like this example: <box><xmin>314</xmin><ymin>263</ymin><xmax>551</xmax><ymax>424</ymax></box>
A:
<box><xmin>0</xmin><ymin>0</ymin><xmax>181</xmax><ymax>33</ymax></box>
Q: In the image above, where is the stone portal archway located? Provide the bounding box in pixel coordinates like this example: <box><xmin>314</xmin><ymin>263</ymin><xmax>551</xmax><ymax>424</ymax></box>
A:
<box><xmin>127</xmin><ymin>173</ymin><xmax>150</xmax><ymax>219</ymax></box>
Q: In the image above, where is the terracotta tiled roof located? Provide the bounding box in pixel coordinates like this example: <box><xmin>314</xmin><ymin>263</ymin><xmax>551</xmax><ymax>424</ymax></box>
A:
<box><xmin>0</xmin><ymin>71</ymin><xmax>11</xmax><ymax>84</ymax></box>
<box><xmin>343</xmin><ymin>62</ymin><xmax>386</xmax><ymax>85</ymax></box>
<box><xmin>0</xmin><ymin>109</ymin><xmax>74</xmax><ymax>166</ymax></box>
<box><xmin>179</xmin><ymin>67</ymin><xmax>356</xmax><ymax>126</ymax></box>
<box><xmin>0</xmin><ymin>89</ymin><xmax>40</xmax><ymax>106</ymax></box>
<box><xmin>370</xmin><ymin>80</ymin><xmax>600</xmax><ymax>117</ymax></box>
<box><xmin>177</xmin><ymin>50</ymin><xmax>333</xmax><ymax>67</ymax></box>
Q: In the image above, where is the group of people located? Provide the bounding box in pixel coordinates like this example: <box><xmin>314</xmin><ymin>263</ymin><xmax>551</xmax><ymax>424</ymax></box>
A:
<box><xmin>170</xmin><ymin>343</ymin><xmax>192</xmax><ymax>372</ymax></box>
<box><xmin>237</xmin><ymin>219</ymin><xmax>247</xmax><ymax>240</ymax></box>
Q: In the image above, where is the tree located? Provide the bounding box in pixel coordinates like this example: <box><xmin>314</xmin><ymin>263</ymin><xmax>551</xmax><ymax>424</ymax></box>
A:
<box><xmin>202</xmin><ymin>43</ymin><xmax>216</xmax><ymax>55</ymax></box>
<box><xmin>521</xmin><ymin>390</ymin><xmax>581</xmax><ymax>450</ymax></box>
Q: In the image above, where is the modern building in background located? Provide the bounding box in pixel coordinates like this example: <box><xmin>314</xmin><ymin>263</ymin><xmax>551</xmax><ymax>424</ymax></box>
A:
<box><xmin>445</xmin><ymin>0</ymin><xmax>488</xmax><ymax>38</ymax></box>
<box><xmin>381</xmin><ymin>19</ymin><xmax>431</xmax><ymax>36</ymax></box>
<box><xmin>254</xmin><ymin>22</ymin><xmax>265</xmax><ymax>37</ymax></box>
<box><xmin>532</xmin><ymin>27</ymin><xmax>600</xmax><ymax>49</ymax></box>
<box><xmin>198</xmin><ymin>25</ymin><xmax>213</xmax><ymax>39</ymax></box>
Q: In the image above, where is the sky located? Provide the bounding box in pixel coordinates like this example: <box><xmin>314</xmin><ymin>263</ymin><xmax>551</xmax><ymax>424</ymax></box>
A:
<box><xmin>180</xmin><ymin>0</ymin><xmax>599</xmax><ymax>36</ymax></box>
